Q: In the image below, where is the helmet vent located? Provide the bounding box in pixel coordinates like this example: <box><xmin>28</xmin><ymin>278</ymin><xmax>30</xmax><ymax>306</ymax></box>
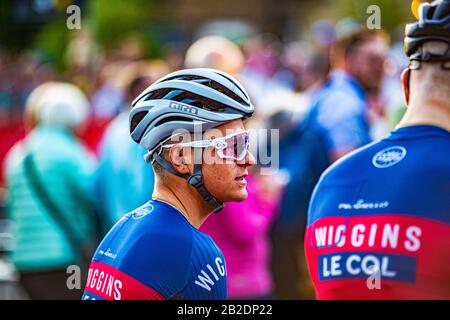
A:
<box><xmin>144</xmin><ymin>88</ymin><xmax>172</xmax><ymax>101</ymax></box>
<box><xmin>159</xmin><ymin>75</ymin><xmax>249</xmax><ymax>106</ymax></box>
<box><xmin>155</xmin><ymin>116</ymin><xmax>193</xmax><ymax>127</ymax></box>
<box><xmin>207</xmin><ymin>80</ymin><xmax>249</xmax><ymax>106</ymax></box>
<box><xmin>214</xmin><ymin>72</ymin><xmax>249</xmax><ymax>100</ymax></box>
<box><xmin>130</xmin><ymin>111</ymin><xmax>148</xmax><ymax>132</ymax></box>
<box><xmin>170</xmin><ymin>91</ymin><xmax>228</xmax><ymax>112</ymax></box>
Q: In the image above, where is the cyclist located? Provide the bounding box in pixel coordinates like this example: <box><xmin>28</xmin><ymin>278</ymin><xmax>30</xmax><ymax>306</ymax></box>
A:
<box><xmin>305</xmin><ymin>0</ymin><xmax>450</xmax><ymax>299</ymax></box>
<box><xmin>82</xmin><ymin>68</ymin><xmax>255</xmax><ymax>300</ymax></box>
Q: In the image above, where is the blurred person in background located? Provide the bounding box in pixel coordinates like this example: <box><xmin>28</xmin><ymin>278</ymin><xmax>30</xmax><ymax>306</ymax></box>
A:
<box><xmin>3</xmin><ymin>53</ymin><xmax>57</xmax><ymax>119</ymax></box>
<box><xmin>268</xmin><ymin>108</ymin><xmax>330</xmax><ymax>300</ymax></box>
<box><xmin>300</xmin><ymin>49</ymin><xmax>330</xmax><ymax>99</ymax></box>
<box><xmin>240</xmin><ymin>34</ymin><xmax>292</xmax><ymax>109</ymax></box>
<box><xmin>0</xmin><ymin>49</ymin><xmax>12</xmax><ymax>116</ymax></box>
<box><xmin>65</xmin><ymin>29</ymin><xmax>99</xmax><ymax>96</ymax></box>
<box><xmin>305</xmin><ymin>0</ymin><xmax>450</xmax><ymax>299</ymax></box>
<box><xmin>90</xmin><ymin>61</ymin><xmax>127</xmax><ymax>119</ymax></box>
<box><xmin>90</xmin><ymin>36</ymin><xmax>146</xmax><ymax>120</ymax></box>
<box><xmin>382</xmin><ymin>41</ymin><xmax>410</xmax><ymax>131</ymax></box>
<box><xmin>94</xmin><ymin>61</ymin><xmax>168</xmax><ymax>229</ymax></box>
<box><xmin>184</xmin><ymin>35</ymin><xmax>245</xmax><ymax>76</ymax></box>
<box><xmin>264</xmin><ymin>41</ymin><xmax>330</xmax><ymax>299</ymax></box>
<box><xmin>4</xmin><ymin>82</ymin><xmax>98</xmax><ymax>299</ymax></box>
<box><xmin>310</xmin><ymin>28</ymin><xmax>389</xmax><ymax>162</ymax></box>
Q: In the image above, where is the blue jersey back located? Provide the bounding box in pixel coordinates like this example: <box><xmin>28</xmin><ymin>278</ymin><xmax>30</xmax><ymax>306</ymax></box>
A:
<box><xmin>305</xmin><ymin>125</ymin><xmax>450</xmax><ymax>299</ymax></box>
<box><xmin>308</xmin><ymin>125</ymin><xmax>450</xmax><ymax>224</ymax></box>
<box><xmin>82</xmin><ymin>200</ymin><xmax>227</xmax><ymax>300</ymax></box>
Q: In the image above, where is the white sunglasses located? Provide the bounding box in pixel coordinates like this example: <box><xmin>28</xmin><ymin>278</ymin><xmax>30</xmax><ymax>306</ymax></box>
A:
<box><xmin>161</xmin><ymin>131</ymin><xmax>250</xmax><ymax>161</ymax></box>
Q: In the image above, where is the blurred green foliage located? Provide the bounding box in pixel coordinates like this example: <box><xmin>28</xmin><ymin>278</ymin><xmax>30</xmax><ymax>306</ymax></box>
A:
<box><xmin>1</xmin><ymin>0</ymin><xmax>419</xmax><ymax>69</ymax></box>
<box><xmin>0</xmin><ymin>0</ymin><xmax>168</xmax><ymax>63</ymax></box>
<box><xmin>0</xmin><ymin>0</ymin><xmax>70</xmax><ymax>69</ymax></box>
<box><xmin>332</xmin><ymin>0</ymin><xmax>415</xmax><ymax>36</ymax></box>
<box><xmin>88</xmin><ymin>0</ymin><xmax>166</xmax><ymax>58</ymax></box>
<box><xmin>32</xmin><ymin>21</ymin><xmax>70</xmax><ymax>71</ymax></box>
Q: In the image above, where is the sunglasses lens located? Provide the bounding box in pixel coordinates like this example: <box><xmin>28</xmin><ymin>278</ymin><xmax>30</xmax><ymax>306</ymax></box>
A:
<box><xmin>221</xmin><ymin>132</ymin><xmax>249</xmax><ymax>160</ymax></box>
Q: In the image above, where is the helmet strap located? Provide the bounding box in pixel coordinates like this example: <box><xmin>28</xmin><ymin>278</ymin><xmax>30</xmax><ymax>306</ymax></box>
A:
<box><xmin>151</xmin><ymin>151</ymin><xmax>188</xmax><ymax>178</ymax></box>
<box><xmin>410</xmin><ymin>45</ymin><xmax>450</xmax><ymax>70</ymax></box>
<box><xmin>188</xmin><ymin>148</ymin><xmax>224</xmax><ymax>213</ymax></box>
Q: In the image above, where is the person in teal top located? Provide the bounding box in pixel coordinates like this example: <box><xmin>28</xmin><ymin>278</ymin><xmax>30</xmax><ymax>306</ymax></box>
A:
<box><xmin>4</xmin><ymin>82</ymin><xmax>98</xmax><ymax>299</ymax></box>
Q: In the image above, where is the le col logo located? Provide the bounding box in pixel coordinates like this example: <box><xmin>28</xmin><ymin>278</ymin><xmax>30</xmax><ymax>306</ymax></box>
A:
<box><xmin>130</xmin><ymin>204</ymin><xmax>153</xmax><ymax>219</ymax></box>
<box><xmin>372</xmin><ymin>146</ymin><xmax>407</xmax><ymax>168</ymax></box>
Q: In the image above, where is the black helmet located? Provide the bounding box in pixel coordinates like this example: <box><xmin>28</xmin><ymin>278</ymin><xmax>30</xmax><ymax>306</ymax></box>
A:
<box><xmin>404</xmin><ymin>0</ymin><xmax>450</xmax><ymax>64</ymax></box>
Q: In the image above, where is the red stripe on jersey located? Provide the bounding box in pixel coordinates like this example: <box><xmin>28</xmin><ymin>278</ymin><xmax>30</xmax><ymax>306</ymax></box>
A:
<box><xmin>305</xmin><ymin>214</ymin><xmax>450</xmax><ymax>299</ymax></box>
<box><xmin>84</xmin><ymin>261</ymin><xmax>165</xmax><ymax>300</ymax></box>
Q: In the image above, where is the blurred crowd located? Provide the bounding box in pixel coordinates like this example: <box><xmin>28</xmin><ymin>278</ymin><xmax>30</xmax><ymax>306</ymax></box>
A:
<box><xmin>0</xmin><ymin>18</ymin><xmax>410</xmax><ymax>299</ymax></box>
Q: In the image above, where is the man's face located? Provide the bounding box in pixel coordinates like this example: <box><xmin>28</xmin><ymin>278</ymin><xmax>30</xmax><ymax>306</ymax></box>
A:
<box><xmin>347</xmin><ymin>37</ymin><xmax>388</xmax><ymax>93</ymax></box>
<box><xmin>194</xmin><ymin>119</ymin><xmax>255</xmax><ymax>203</ymax></box>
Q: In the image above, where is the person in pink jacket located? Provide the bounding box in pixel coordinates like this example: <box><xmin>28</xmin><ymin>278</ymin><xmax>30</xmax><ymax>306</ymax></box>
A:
<box><xmin>200</xmin><ymin>170</ymin><xmax>284</xmax><ymax>299</ymax></box>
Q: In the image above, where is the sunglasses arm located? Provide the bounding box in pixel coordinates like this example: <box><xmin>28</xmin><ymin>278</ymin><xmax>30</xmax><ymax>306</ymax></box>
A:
<box><xmin>162</xmin><ymin>140</ymin><xmax>214</xmax><ymax>149</ymax></box>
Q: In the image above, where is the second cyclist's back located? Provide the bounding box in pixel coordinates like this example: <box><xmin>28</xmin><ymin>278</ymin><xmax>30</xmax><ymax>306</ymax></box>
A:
<box><xmin>305</xmin><ymin>125</ymin><xmax>450</xmax><ymax>299</ymax></box>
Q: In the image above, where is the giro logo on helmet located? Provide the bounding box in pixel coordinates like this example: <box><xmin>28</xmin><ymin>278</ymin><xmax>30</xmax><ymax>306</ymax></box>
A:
<box><xmin>170</xmin><ymin>102</ymin><xmax>199</xmax><ymax>115</ymax></box>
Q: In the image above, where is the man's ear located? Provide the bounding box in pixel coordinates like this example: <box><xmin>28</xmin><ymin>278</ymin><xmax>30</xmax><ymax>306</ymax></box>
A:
<box><xmin>401</xmin><ymin>68</ymin><xmax>410</xmax><ymax>106</ymax></box>
<box><xmin>167</xmin><ymin>145</ymin><xmax>190</xmax><ymax>175</ymax></box>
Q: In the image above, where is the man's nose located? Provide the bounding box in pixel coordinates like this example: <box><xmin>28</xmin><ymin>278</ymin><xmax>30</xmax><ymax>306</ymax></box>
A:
<box><xmin>238</xmin><ymin>150</ymin><xmax>256</xmax><ymax>166</ymax></box>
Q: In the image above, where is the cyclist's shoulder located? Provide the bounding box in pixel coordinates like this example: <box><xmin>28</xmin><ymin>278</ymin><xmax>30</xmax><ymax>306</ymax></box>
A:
<box><xmin>318</xmin><ymin>141</ymin><xmax>380</xmax><ymax>183</ymax></box>
<box><xmin>380</xmin><ymin>125</ymin><xmax>450</xmax><ymax>171</ymax></box>
<box><xmin>190</xmin><ymin>228</ymin><xmax>222</xmax><ymax>258</ymax></box>
<box><xmin>124</xmin><ymin>200</ymin><xmax>196</xmax><ymax>245</ymax></box>
<box><xmin>318</xmin><ymin>125</ymin><xmax>450</xmax><ymax>186</ymax></box>
<box><xmin>95</xmin><ymin>201</ymin><xmax>195</xmax><ymax>276</ymax></box>
<box><xmin>100</xmin><ymin>201</ymin><xmax>194</xmax><ymax>250</ymax></box>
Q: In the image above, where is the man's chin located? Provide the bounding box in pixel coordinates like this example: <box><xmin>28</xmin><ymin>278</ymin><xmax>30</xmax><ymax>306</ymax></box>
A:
<box><xmin>220</xmin><ymin>190</ymin><xmax>249</xmax><ymax>203</ymax></box>
<box><xmin>234</xmin><ymin>189</ymin><xmax>249</xmax><ymax>202</ymax></box>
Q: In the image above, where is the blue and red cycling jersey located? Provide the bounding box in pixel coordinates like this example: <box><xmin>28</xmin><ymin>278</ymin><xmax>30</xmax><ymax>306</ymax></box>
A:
<box><xmin>305</xmin><ymin>125</ymin><xmax>450</xmax><ymax>299</ymax></box>
<box><xmin>82</xmin><ymin>200</ymin><xmax>227</xmax><ymax>300</ymax></box>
